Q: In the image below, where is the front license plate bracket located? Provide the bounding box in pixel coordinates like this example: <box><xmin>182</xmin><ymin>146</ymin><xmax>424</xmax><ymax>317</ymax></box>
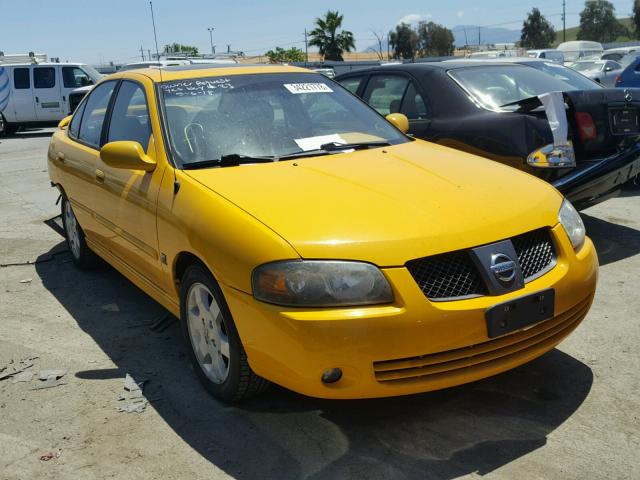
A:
<box><xmin>485</xmin><ymin>289</ymin><xmax>555</xmax><ymax>338</ymax></box>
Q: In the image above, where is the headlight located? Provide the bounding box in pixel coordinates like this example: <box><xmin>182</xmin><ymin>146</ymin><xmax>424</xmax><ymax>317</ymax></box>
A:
<box><xmin>252</xmin><ymin>260</ymin><xmax>394</xmax><ymax>307</ymax></box>
<box><xmin>527</xmin><ymin>143</ymin><xmax>576</xmax><ymax>168</ymax></box>
<box><xmin>558</xmin><ymin>199</ymin><xmax>585</xmax><ymax>250</ymax></box>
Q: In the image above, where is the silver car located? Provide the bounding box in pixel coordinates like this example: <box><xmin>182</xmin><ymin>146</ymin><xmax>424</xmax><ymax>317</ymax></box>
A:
<box><xmin>570</xmin><ymin>59</ymin><xmax>622</xmax><ymax>87</ymax></box>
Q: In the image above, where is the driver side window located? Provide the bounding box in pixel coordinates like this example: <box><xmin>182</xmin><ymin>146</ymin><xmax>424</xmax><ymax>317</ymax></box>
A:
<box><xmin>107</xmin><ymin>81</ymin><xmax>151</xmax><ymax>151</ymax></box>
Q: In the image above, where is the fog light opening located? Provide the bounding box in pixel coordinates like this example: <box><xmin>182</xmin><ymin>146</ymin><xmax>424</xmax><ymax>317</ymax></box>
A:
<box><xmin>321</xmin><ymin>368</ymin><xmax>343</xmax><ymax>384</ymax></box>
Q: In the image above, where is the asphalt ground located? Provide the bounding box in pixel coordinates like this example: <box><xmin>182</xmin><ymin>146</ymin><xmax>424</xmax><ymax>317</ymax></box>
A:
<box><xmin>1</xmin><ymin>128</ymin><xmax>639</xmax><ymax>480</ymax></box>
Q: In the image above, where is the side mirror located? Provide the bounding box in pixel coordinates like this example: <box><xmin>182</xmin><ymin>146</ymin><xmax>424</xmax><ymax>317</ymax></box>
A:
<box><xmin>604</xmin><ymin>66</ymin><xmax>613</xmax><ymax>72</ymax></box>
<box><xmin>58</xmin><ymin>115</ymin><xmax>72</xmax><ymax>129</ymax></box>
<box><xmin>100</xmin><ymin>141</ymin><xmax>156</xmax><ymax>172</ymax></box>
<box><xmin>385</xmin><ymin>113</ymin><xmax>409</xmax><ymax>134</ymax></box>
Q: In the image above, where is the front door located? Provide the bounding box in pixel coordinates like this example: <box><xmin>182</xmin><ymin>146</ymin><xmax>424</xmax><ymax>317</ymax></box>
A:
<box><xmin>94</xmin><ymin>79</ymin><xmax>165</xmax><ymax>289</ymax></box>
<box><xmin>10</xmin><ymin>67</ymin><xmax>36</xmax><ymax>122</ymax></box>
<box><xmin>33</xmin><ymin>66</ymin><xmax>63</xmax><ymax>121</ymax></box>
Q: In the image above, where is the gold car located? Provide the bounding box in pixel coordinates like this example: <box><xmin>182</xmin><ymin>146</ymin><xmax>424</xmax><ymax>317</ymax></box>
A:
<box><xmin>47</xmin><ymin>65</ymin><xmax>598</xmax><ymax>402</ymax></box>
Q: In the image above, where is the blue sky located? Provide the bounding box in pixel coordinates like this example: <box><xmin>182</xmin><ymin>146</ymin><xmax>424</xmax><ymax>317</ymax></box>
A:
<box><xmin>0</xmin><ymin>0</ymin><xmax>635</xmax><ymax>64</ymax></box>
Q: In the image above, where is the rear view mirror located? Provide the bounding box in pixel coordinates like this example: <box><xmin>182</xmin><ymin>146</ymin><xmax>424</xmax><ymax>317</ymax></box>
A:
<box><xmin>385</xmin><ymin>113</ymin><xmax>409</xmax><ymax>134</ymax></box>
<box><xmin>58</xmin><ymin>115</ymin><xmax>72</xmax><ymax>129</ymax></box>
<box><xmin>100</xmin><ymin>141</ymin><xmax>156</xmax><ymax>172</ymax></box>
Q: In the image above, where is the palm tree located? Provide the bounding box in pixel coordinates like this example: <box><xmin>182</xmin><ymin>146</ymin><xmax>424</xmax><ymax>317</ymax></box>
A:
<box><xmin>308</xmin><ymin>11</ymin><xmax>355</xmax><ymax>61</ymax></box>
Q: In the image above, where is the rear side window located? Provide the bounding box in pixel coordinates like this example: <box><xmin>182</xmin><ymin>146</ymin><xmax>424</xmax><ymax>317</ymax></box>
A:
<box><xmin>362</xmin><ymin>75</ymin><xmax>409</xmax><ymax>116</ymax></box>
<box><xmin>62</xmin><ymin>67</ymin><xmax>93</xmax><ymax>88</ymax></box>
<box><xmin>78</xmin><ymin>81</ymin><xmax>116</xmax><ymax>147</ymax></box>
<box><xmin>69</xmin><ymin>100</ymin><xmax>87</xmax><ymax>139</ymax></box>
<box><xmin>14</xmin><ymin>68</ymin><xmax>30</xmax><ymax>89</ymax></box>
<box><xmin>107</xmin><ymin>81</ymin><xmax>151</xmax><ymax>150</ymax></box>
<box><xmin>401</xmin><ymin>82</ymin><xmax>429</xmax><ymax>120</ymax></box>
<box><xmin>34</xmin><ymin>67</ymin><xmax>56</xmax><ymax>88</ymax></box>
<box><xmin>338</xmin><ymin>76</ymin><xmax>364</xmax><ymax>94</ymax></box>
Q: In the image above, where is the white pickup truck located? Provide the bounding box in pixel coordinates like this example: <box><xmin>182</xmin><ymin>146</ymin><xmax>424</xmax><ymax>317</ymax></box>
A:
<box><xmin>0</xmin><ymin>60</ymin><xmax>101</xmax><ymax>134</ymax></box>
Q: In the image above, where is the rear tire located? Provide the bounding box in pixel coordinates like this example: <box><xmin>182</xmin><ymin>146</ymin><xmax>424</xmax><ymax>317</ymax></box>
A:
<box><xmin>180</xmin><ymin>264</ymin><xmax>269</xmax><ymax>402</ymax></box>
<box><xmin>61</xmin><ymin>195</ymin><xmax>97</xmax><ymax>269</ymax></box>
<box><xmin>2</xmin><ymin>122</ymin><xmax>20</xmax><ymax>135</ymax></box>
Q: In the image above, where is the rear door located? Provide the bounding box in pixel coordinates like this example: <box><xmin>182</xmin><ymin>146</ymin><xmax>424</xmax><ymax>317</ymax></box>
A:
<box><xmin>11</xmin><ymin>67</ymin><xmax>36</xmax><ymax>122</ymax></box>
<box><xmin>54</xmin><ymin>80</ymin><xmax>117</xmax><ymax>239</ymax></box>
<box><xmin>33</xmin><ymin>66</ymin><xmax>63</xmax><ymax>120</ymax></box>
<box><xmin>361</xmin><ymin>72</ymin><xmax>431</xmax><ymax>138</ymax></box>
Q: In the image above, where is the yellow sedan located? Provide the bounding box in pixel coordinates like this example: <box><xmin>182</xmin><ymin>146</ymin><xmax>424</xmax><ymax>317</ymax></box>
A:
<box><xmin>47</xmin><ymin>65</ymin><xmax>598</xmax><ymax>402</ymax></box>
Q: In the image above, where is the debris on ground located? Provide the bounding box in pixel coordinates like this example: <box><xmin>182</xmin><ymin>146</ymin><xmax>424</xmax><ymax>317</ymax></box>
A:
<box><xmin>149</xmin><ymin>314</ymin><xmax>177</xmax><ymax>333</ymax></box>
<box><xmin>117</xmin><ymin>374</ymin><xmax>148</xmax><ymax>413</ymax></box>
<box><xmin>19</xmin><ymin>278</ymin><xmax>33</xmax><ymax>284</ymax></box>
<box><xmin>32</xmin><ymin>369</ymin><xmax>67</xmax><ymax>390</ymax></box>
<box><xmin>11</xmin><ymin>371</ymin><xmax>34</xmax><ymax>383</ymax></box>
<box><xmin>0</xmin><ymin>357</ymin><xmax>38</xmax><ymax>381</ymax></box>
<box><xmin>39</xmin><ymin>450</ymin><xmax>62</xmax><ymax>461</ymax></box>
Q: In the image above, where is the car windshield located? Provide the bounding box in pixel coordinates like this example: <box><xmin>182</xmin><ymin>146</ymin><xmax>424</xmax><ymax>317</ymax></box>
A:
<box><xmin>160</xmin><ymin>72</ymin><xmax>408</xmax><ymax>166</ymax></box>
<box><xmin>619</xmin><ymin>53</ymin><xmax>640</xmax><ymax>67</ymax></box>
<box><xmin>449</xmin><ymin>64</ymin><xmax>600</xmax><ymax>111</ymax></box>
<box><xmin>82</xmin><ymin>65</ymin><xmax>103</xmax><ymax>83</ymax></box>
<box><xmin>573</xmin><ymin>61</ymin><xmax>602</xmax><ymax>72</ymax></box>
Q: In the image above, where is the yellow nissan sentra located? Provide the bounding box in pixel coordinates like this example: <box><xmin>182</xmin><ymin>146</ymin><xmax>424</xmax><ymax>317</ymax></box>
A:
<box><xmin>47</xmin><ymin>65</ymin><xmax>598</xmax><ymax>402</ymax></box>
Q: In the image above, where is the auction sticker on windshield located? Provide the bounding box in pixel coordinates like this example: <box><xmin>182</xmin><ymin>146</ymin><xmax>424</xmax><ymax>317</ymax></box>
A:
<box><xmin>284</xmin><ymin>83</ymin><xmax>333</xmax><ymax>94</ymax></box>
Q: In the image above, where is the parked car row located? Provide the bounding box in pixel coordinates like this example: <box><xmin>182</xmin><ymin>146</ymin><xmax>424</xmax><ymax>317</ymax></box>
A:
<box><xmin>47</xmin><ymin>61</ymin><xmax>605</xmax><ymax>402</ymax></box>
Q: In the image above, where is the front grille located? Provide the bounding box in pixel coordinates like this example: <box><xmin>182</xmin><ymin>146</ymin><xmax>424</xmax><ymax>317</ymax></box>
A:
<box><xmin>373</xmin><ymin>295</ymin><xmax>592</xmax><ymax>384</ymax></box>
<box><xmin>406</xmin><ymin>228</ymin><xmax>556</xmax><ymax>301</ymax></box>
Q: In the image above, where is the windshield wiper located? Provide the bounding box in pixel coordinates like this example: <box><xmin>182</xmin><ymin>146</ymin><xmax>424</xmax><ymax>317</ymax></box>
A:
<box><xmin>276</xmin><ymin>140</ymin><xmax>391</xmax><ymax>161</ymax></box>
<box><xmin>319</xmin><ymin>140</ymin><xmax>391</xmax><ymax>151</ymax></box>
<box><xmin>182</xmin><ymin>154</ymin><xmax>277</xmax><ymax>170</ymax></box>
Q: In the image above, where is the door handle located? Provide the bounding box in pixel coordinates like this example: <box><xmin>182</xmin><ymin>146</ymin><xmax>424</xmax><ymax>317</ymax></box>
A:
<box><xmin>95</xmin><ymin>169</ymin><xmax>105</xmax><ymax>182</ymax></box>
<box><xmin>63</xmin><ymin>95</ymin><xmax>66</xmax><ymax>102</ymax></box>
<box><xmin>35</xmin><ymin>96</ymin><xmax>39</xmax><ymax>103</ymax></box>
<box><xmin>56</xmin><ymin>152</ymin><xmax>65</xmax><ymax>162</ymax></box>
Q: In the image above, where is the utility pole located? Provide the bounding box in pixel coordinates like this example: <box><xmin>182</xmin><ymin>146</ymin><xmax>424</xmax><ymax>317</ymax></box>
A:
<box><xmin>562</xmin><ymin>0</ymin><xmax>566</xmax><ymax>42</ymax></box>
<box><xmin>207</xmin><ymin>27</ymin><xmax>215</xmax><ymax>55</ymax></box>
<box><xmin>478</xmin><ymin>26</ymin><xmax>481</xmax><ymax>47</ymax></box>
<box><xmin>148</xmin><ymin>49</ymin><xmax>152</xmax><ymax>60</ymax></box>
<box><xmin>140</xmin><ymin>45</ymin><xmax>145</xmax><ymax>61</ymax></box>
<box><xmin>304</xmin><ymin>28</ymin><xmax>309</xmax><ymax>66</ymax></box>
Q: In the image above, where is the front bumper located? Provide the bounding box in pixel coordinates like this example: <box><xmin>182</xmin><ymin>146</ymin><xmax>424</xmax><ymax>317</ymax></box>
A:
<box><xmin>224</xmin><ymin>225</ymin><xmax>598</xmax><ymax>399</ymax></box>
<box><xmin>553</xmin><ymin>143</ymin><xmax>640</xmax><ymax>209</ymax></box>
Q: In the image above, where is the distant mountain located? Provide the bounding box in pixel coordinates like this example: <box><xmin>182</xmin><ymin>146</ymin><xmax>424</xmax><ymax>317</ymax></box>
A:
<box><xmin>451</xmin><ymin>25</ymin><xmax>521</xmax><ymax>47</ymax></box>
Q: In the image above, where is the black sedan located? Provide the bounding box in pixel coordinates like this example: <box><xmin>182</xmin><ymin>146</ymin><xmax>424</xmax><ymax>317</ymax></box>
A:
<box><xmin>336</xmin><ymin>59</ymin><xmax>640</xmax><ymax>209</ymax></box>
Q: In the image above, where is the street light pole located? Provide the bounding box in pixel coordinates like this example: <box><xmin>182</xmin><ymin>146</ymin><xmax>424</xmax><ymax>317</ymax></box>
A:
<box><xmin>562</xmin><ymin>0</ymin><xmax>566</xmax><ymax>42</ymax></box>
<box><xmin>207</xmin><ymin>27</ymin><xmax>215</xmax><ymax>55</ymax></box>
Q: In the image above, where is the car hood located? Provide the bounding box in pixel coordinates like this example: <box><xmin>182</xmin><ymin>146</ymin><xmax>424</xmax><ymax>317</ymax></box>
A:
<box><xmin>185</xmin><ymin>141</ymin><xmax>562</xmax><ymax>266</ymax></box>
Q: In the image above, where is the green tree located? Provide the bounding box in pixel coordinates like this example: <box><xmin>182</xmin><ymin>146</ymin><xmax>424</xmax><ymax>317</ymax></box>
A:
<box><xmin>389</xmin><ymin>23</ymin><xmax>418</xmax><ymax>59</ymax></box>
<box><xmin>416</xmin><ymin>21</ymin><xmax>455</xmax><ymax>56</ymax></box>
<box><xmin>308</xmin><ymin>11</ymin><xmax>355</xmax><ymax>61</ymax></box>
<box><xmin>521</xmin><ymin>8</ymin><xmax>556</xmax><ymax>48</ymax></box>
<box><xmin>265</xmin><ymin>47</ymin><xmax>306</xmax><ymax>63</ymax></box>
<box><xmin>633</xmin><ymin>0</ymin><xmax>640</xmax><ymax>38</ymax></box>
<box><xmin>163</xmin><ymin>43</ymin><xmax>199</xmax><ymax>55</ymax></box>
<box><xmin>577</xmin><ymin>0</ymin><xmax>626</xmax><ymax>42</ymax></box>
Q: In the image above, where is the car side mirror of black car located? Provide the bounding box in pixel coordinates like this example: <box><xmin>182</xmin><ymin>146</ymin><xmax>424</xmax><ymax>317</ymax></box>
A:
<box><xmin>100</xmin><ymin>141</ymin><xmax>156</xmax><ymax>172</ymax></box>
<box><xmin>385</xmin><ymin>113</ymin><xmax>409</xmax><ymax>134</ymax></box>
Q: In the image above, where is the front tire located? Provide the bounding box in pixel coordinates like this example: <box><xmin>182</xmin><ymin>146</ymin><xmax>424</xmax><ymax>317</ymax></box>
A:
<box><xmin>180</xmin><ymin>264</ymin><xmax>269</xmax><ymax>402</ymax></box>
<box><xmin>61</xmin><ymin>195</ymin><xmax>97</xmax><ymax>269</ymax></box>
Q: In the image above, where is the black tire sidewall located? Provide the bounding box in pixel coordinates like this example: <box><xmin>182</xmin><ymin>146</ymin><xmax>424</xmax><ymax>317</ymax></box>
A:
<box><xmin>61</xmin><ymin>195</ymin><xmax>94</xmax><ymax>268</ymax></box>
<box><xmin>180</xmin><ymin>265</ymin><xmax>244</xmax><ymax>402</ymax></box>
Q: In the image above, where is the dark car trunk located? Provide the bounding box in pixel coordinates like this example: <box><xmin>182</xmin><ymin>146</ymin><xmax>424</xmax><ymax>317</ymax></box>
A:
<box><xmin>563</xmin><ymin>88</ymin><xmax>640</xmax><ymax>159</ymax></box>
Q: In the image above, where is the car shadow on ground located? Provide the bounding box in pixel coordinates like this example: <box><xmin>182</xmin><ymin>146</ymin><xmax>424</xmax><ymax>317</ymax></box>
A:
<box><xmin>581</xmin><ymin>212</ymin><xmax>640</xmax><ymax>266</ymax></box>
<box><xmin>36</xmin><ymin>242</ymin><xmax>593</xmax><ymax>480</ymax></box>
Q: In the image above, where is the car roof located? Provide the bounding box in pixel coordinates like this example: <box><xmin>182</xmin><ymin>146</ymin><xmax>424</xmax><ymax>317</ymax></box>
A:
<box><xmin>109</xmin><ymin>63</ymin><xmax>312</xmax><ymax>81</ymax></box>
<box><xmin>0</xmin><ymin>62</ymin><xmax>86</xmax><ymax>67</ymax></box>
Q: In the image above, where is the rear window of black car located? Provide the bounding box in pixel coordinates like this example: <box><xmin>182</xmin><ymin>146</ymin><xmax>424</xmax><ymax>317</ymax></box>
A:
<box><xmin>449</xmin><ymin>65</ymin><xmax>598</xmax><ymax>111</ymax></box>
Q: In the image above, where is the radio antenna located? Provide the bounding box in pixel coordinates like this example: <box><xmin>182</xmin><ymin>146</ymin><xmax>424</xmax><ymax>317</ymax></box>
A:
<box><xmin>149</xmin><ymin>1</ymin><xmax>180</xmax><ymax>193</ymax></box>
